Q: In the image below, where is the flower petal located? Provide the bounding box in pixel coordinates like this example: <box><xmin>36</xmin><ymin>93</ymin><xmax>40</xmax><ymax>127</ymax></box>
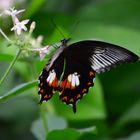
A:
<box><xmin>4</xmin><ymin>10</ymin><xmax>11</xmax><ymax>15</ymax></box>
<box><xmin>21</xmin><ymin>19</ymin><xmax>29</xmax><ymax>25</ymax></box>
<box><xmin>22</xmin><ymin>25</ymin><xmax>27</xmax><ymax>31</ymax></box>
<box><xmin>13</xmin><ymin>16</ymin><xmax>19</xmax><ymax>24</ymax></box>
<box><xmin>16</xmin><ymin>28</ymin><xmax>21</xmax><ymax>35</ymax></box>
<box><xmin>11</xmin><ymin>27</ymin><xmax>14</xmax><ymax>31</ymax></box>
<box><xmin>10</xmin><ymin>18</ymin><xmax>29</xmax><ymax>35</ymax></box>
<box><xmin>3</xmin><ymin>8</ymin><xmax>25</xmax><ymax>17</ymax></box>
<box><xmin>17</xmin><ymin>9</ymin><xmax>25</xmax><ymax>14</ymax></box>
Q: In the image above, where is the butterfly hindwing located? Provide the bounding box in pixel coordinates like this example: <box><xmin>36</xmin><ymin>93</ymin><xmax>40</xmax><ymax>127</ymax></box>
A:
<box><xmin>39</xmin><ymin>67</ymin><xmax>58</xmax><ymax>103</ymax></box>
<box><xmin>59</xmin><ymin>58</ymin><xmax>95</xmax><ymax>113</ymax></box>
<box><xmin>38</xmin><ymin>55</ymin><xmax>64</xmax><ymax>103</ymax></box>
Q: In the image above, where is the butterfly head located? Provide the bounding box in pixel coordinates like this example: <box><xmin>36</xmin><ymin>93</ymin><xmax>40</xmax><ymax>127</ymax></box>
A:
<box><xmin>61</xmin><ymin>38</ymin><xmax>71</xmax><ymax>47</ymax></box>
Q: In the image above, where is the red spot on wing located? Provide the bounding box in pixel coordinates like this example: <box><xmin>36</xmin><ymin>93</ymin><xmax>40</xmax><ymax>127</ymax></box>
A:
<box><xmin>82</xmin><ymin>88</ymin><xmax>87</xmax><ymax>93</ymax></box>
<box><xmin>87</xmin><ymin>82</ymin><xmax>92</xmax><ymax>86</ymax></box>
<box><xmin>77</xmin><ymin>94</ymin><xmax>81</xmax><ymax>98</ymax></box>
<box><xmin>60</xmin><ymin>79</ymin><xmax>75</xmax><ymax>90</ymax></box>
<box><xmin>66</xmin><ymin>80</ymin><xmax>71</xmax><ymax>88</ymax></box>
<box><xmin>70</xmin><ymin>98</ymin><xmax>74</xmax><ymax>103</ymax></box>
<box><xmin>62</xmin><ymin>96</ymin><xmax>68</xmax><ymax>101</ymax></box>
<box><xmin>44</xmin><ymin>94</ymin><xmax>52</xmax><ymax>100</ymax></box>
<box><xmin>60</xmin><ymin>80</ymin><xmax>67</xmax><ymax>89</ymax></box>
<box><xmin>89</xmin><ymin>71</ymin><xmax>94</xmax><ymax>76</ymax></box>
<box><xmin>48</xmin><ymin>77</ymin><xmax>58</xmax><ymax>87</ymax></box>
<box><xmin>40</xmin><ymin>89</ymin><xmax>44</xmax><ymax>94</ymax></box>
<box><xmin>40</xmin><ymin>83</ymin><xmax>43</xmax><ymax>86</ymax></box>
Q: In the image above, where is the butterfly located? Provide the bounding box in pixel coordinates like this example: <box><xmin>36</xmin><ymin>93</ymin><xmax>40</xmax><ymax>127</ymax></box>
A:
<box><xmin>38</xmin><ymin>39</ymin><xmax>139</xmax><ymax>113</ymax></box>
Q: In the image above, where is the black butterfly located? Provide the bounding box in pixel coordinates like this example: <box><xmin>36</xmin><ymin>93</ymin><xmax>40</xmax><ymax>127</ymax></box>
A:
<box><xmin>38</xmin><ymin>39</ymin><xmax>139</xmax><ymax>113</ymax></box>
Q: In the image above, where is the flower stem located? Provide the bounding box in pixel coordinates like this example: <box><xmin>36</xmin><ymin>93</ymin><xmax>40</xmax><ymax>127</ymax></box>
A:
<box><xmin>0</xmin><ymin>28</ymin><xmax>12</xmax><ymax>42</ymax></box>
<box><xmin>0</xmin><ymin>49</ymin><xmax>22</xmax><ymax>86</ymax></box>
<box><xmin>40</xmin><ymin>106</ymin><xmax>49</xmax><ymax>133</ymax></box>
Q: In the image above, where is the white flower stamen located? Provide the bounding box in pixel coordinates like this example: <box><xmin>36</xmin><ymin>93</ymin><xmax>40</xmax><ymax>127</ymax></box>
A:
<box><xmin>39</xmin><ymin>46</ymin><xmax>50</xmax><ymax>60</ymax></box>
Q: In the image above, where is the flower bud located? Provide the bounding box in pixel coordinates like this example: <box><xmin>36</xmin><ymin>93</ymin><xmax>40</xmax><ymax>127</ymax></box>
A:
<box><xmin>29</xmin><ymin>21</ymin><xmax>36</xmax><ymax>34</ymax></box>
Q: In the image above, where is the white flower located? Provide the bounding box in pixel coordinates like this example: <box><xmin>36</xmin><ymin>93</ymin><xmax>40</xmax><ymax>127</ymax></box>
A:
<box><xmin>11</xmin><ymin>19</ymin><xmax>29</xmax><ymax>35</ymax></box>
<box><xmin>38</xmin><ymin>45</ymin><xmax>50</xmax><ymax>60</ymax></box>
<box><xmin>4</xmin><ymin>7</ymin><xmax>25</xmax><ymax>17</ymax></box>
<box><xmin>31</xmin><ymin>45</ymin><xmax>53</xmax><ymax>60</ymax></box>
<box><xmin>32</xmin><ymin>45</ymin><xmax>50</xmax><ymax>60</ymax></box>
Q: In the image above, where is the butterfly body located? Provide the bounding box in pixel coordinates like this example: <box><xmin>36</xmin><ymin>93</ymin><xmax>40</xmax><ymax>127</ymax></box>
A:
<box><xmin>39</xmin><ymin>39</ymin><xmax>139</xmax><ymax>113</ymax></box>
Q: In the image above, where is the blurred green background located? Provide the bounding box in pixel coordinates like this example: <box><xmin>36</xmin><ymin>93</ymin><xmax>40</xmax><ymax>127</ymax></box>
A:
<box><xmin>0</xmin><ymin>0</ymin><xmax>140</xmax><ymax>140</ymax></box>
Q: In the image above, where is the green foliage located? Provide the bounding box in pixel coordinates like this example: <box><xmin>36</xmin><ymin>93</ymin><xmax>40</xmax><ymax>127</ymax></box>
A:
<box><xmin>0</xmin><ymin>80</ymin><xmax>38</xmax><ymax>103</ymax></box>
<box><xmin>47</xmin><ymin>129</ymin><xmax>80</xmax><ymax>140</ymax></box>
<box><xmin>23</xmin><ymin>0</ymin><xmax>47</xmax><ymax>18</ymax></box>
<box><xmin>31</xmin><ymin>113</ymin><xmax>67</xmax><ymax>140</ymax></box>
<box><xmin>0</xmin><ymin>0</ymin><xmax>140</xmax><ymax>140</ymax></box>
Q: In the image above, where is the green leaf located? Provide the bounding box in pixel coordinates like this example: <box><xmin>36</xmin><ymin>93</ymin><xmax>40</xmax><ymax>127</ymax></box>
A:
<box><xmin>0</xmin><ymin>54</ymin><xmax>14</xmax><ymax>62</ymax></box>
<box><xmin>0</xmin><ymin>97</ymin><xmax>38</xmax><ymax>121</ymax></box>
<box><xmin>53</xmin><ymin>78</ymin><xmax>106</xmax><ymax>121</ymax></box>
<box><xmin>31</xmin><ymin>113</ymin><xmax>68</xmax><ymax>140</ymax></box>
<box><xmin>77</xmin><ymin>0</ymin><xmax>140</xmax><ymax>30</ymax></box>
<box><xmin>46</xmin><ymin>113</ymin><xmax>68</xmax><ymax>131</ymax></box>
<box><xmin>129</xmin><ymin>132</ymin><xmax>140</xmax><ymax>140</ymax></box>
<box><xmin>117</xmin><ymin>131</ymin><xmax>140</xmax><ymax>140</ymax></box>
<box><xmin>15</xmin><ymin>62</ymin><xmax>31</xmax><ymax>80</ymax></box>
<box><xmin>47</xmin><ymin>129</ymin><xmax>81</xmax><ymax>140</ymax></box>
<box><xmin>23</xmin><ymin>0</ymin><xmax>46</xmax><ymax>18</ymax></box>
<box><xmin>31</xmin><ymin>117</ymin><xmax>46</xmax><ymax>140</ymax></box>
<box><xmin>115</xmin><ymin>100</ymin><xmax>140</xmax><ymax>129</ymax></box>
<box><xmin>0</xmin><ymin>80</ymin><xmax>38</xmax><ymax>102</ymax></box>
<box><xmin>78</xmin><ymin>126</ymin><xmax>97</xmax><ymax>133</ymax></box>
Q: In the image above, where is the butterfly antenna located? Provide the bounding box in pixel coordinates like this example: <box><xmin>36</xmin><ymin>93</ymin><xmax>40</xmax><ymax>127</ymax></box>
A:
<box><xmin>69</xmin><ymin>20</ymin><xmax>80</xmax><ymax>38</ymax></box>
<box><xmin>52</xmin><ymin>44</ymin><xmax>59</xmax><ymax>49</ymax></box>
<box><xmin>50</xmin><ymin>18</ymin><xmax>66</xmax><ymax>39</ymax></box>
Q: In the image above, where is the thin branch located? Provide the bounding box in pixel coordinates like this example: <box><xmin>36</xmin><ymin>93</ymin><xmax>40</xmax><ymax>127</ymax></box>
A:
<box><xmin>40</xmin><ymin>106</ymin><xmax>49</xmax><ymax>133</ymax></box>
<box><xmin>0</xmin><ymin>28</ymin><xmax>12</xmax><ymax>42</ymax></box>
<box><xmin>0</xmin><ymin>49</ymin><xmax>22</xmax><ymax>86</ymax></box>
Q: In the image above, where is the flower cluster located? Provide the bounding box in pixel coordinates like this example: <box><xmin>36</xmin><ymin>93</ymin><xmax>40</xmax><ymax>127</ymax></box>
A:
<box><xmin>4</xmin><ymin>7</ymin><xmax>29</xmax><ymax>35</ymax></box>
<box><xmin>0</xmin><ymin>7</ymin><xmax>52</xmax><ymax>60</ymax></box>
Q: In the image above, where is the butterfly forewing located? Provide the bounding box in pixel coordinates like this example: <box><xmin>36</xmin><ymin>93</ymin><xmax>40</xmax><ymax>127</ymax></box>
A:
<box><xmin>38</xmin><ymin>56</ymin><xmax>64</xmax><ymax>103</ymax></box>
<box><xmin>39</xmin><ymin>67</ymin><xmax>56</xmax><ymax>102</ymax></box>
<box><xmin>64</xmin><ymin>40</ymin><xmax>139</xmax><ymax>73</ymax></box>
